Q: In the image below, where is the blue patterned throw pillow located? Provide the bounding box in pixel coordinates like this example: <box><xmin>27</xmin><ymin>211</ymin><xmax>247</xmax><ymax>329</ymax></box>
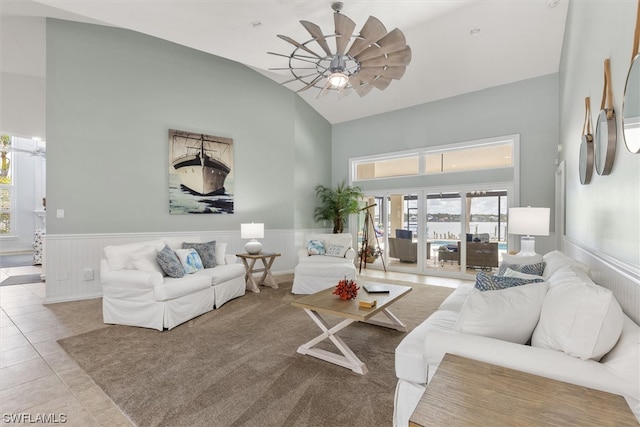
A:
<box><xmin>497</xmin><ymin>261</ymin><xmax>546</xmax><ymax>277</ymax></box>
<box><xmin>475</xmin><ymin>271</ymin><xmax>544</xmax><ymax>291</ymax></box>
<box><xmin>156</xmin><ymin>245</ymin><xmax>185</xmax><ymax>278</ymax></box>
<box><xmin>307</xmin><ymin>239</ymin><xmax>326</xmax><ymax>255</ymax></box>
<box><xmin>182</xmin><ymin>241</ymin><xmax>216</xmax><ymax>268</ymax></box>
<box><xmin>175</xmin><ymin>248</ymin><xmax>204</xmax><ymax>274</ymax></box>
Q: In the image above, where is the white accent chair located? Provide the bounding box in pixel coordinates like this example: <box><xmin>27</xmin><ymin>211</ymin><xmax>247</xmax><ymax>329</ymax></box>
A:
<box><xmin>292</xmin><ymin>233</ymin><xmax>357</xmax><ymax>295</ymax></box>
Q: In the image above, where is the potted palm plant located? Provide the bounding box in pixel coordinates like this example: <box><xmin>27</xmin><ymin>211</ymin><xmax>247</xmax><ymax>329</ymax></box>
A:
<box><xmin>313</xmin><ymin>180</ymin><xmax>364</xmax><ymax>234</ymax></box>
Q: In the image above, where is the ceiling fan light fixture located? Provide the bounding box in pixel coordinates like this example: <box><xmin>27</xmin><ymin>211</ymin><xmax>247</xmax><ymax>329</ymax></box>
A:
<box><xmin>269</xmin><ymin>3</ymin><xmax>411</xmax><ymax>98</ymax></box>
<box><xmin>328</xmin><ymin>72</ymin><xmax>349</xmax><ymax>88</ymax></box>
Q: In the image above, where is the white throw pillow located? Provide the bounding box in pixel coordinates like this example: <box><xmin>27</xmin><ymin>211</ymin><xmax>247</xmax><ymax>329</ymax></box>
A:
<box><xmin>542</xmin><ymin>250</ymin><xmax>591</xmax><ymax>279</ymax></box>
<box><xmin>454</xmin><ymin>281</ymin><xmax>549</xmax><ymax>344</ymax></box>
<box><xmin>531</xmin><ymin>268</ymin><xmax>624</xmax><ymax>361</ymax></box>
<box><xmin>501</xmin><ymin>253</ymin><xmax>543</xmax><ymax>266</ymax></box>
<box><xmin>175</xmin><ymin>248</ymin><xmax>204</xmax><ymax>274</ymax></box>
<box><xmin>503</xmin><ymin>267</ymin><xmax>544</xmax><ymax>281</ymax></box>
<box><xmin>104</xmin><ymin>239</ymin><xmax>165</xmax><ymax>270</ymax></box>
<box><xmin>215</xmin><ymin>242</ymin><xmax>227</xmax><ymax>265</ymax></box>
<box><xmin>325</xmin><ymin>244</ymin><xmax>348</xmax><ymax>257</ymax></box>
<box><xmin>129</xmin><ymin>245</ymin><xmax>163</xmax><ymax>275</ymax></box>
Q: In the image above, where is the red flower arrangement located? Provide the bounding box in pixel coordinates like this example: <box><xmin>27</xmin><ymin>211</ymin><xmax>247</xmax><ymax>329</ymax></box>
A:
<box><xmin>333</xmin><ymin>279</ymin><xmax>360</xmax><ymax>300</ymax></box>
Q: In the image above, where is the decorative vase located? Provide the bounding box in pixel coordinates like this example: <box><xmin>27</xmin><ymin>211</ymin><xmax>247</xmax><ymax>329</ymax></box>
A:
<box><xmin>333</xmin><ymin>279</ymin><xmax>360</xmax><ymax>300</ymax></box>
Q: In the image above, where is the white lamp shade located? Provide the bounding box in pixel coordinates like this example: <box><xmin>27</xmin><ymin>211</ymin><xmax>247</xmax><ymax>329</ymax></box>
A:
<box><xmin>241</xmin><ymin>223</ymin><xmax>264</xmax><ymax>239</ymax></box>
<box><xmin>508</xmin><ymin>207</ymin><xmax>550</xmax><ymax>236</ymax></box>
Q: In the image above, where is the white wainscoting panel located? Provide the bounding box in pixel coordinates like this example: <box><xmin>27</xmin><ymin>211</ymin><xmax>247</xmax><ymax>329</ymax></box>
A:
<box><xmin>563</xmin><ymin>237</ymin><xmax>640</xmax><ymax>325</ymax></box>
<box><xmin>44</xmin><ymin>229</ymin><xmax>301</xmax><ymax>304</ymax></box>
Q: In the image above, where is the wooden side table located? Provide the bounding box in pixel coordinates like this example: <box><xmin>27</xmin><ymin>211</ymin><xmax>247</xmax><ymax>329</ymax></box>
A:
<box><xmin>409</xmin><ymin>353</ymin><xmax>638</xmax><ymax>426</ymax></box>
<box><xmin>235</xmin><ymin>253</ymin><xmax>281</xmax><ymax>293</ymax></box>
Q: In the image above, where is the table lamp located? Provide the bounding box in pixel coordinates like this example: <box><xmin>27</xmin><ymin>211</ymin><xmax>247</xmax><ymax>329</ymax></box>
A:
<box><xmin>508</xmin><ymin>207</ymin><xmax>549</xmax><ymax>256</ymax></box>
<box><xmin>241</xmin><ymin>223</ymin><xmax>264</xmax><ymax>254</ymax></box>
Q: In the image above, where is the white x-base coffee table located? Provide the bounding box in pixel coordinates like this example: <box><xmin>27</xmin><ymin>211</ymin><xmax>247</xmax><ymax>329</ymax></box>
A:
<box><xmin>291</xmin><ymin>283</ymin><xmax>412</xmax><ymax>375</ymax></box>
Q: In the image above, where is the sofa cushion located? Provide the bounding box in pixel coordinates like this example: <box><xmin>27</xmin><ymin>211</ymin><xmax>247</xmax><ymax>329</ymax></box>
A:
<box><xmin>542</xmin><ymin>250</ymin><xmax>591</xmax><ymax>280</ymax></box>
<box><xmin>455</xmin><ymin>281</ymin><xmax>549</xmax><ymax>344</ymax></box>
<box><xmin>531</xmin><ymin>268</ymin><xmax>624</xmax><ymax>361</ymax></box>
<box><xmin>599</xmin><ymin>315</ymin><xmax>640</xmax><ymax>395</ymax></box>
<box><xmin>395</xmin><ymin>309</ymin><xmax>459</xmax><ymax>384</ymax></box>
<box><xmin>182</xmin><ymin>241</ymin><xmax>217</xmax><ymax>268</ymax></box>
<box><xmin>104</xmin><ymin>239</ymin><xmax>165</xmax><ymax>270</ymax></box>
<box><xmin>129</xmin><ymin>245</ymin><xmax>164</xmax><ymax>275</ymax></box>
<box><xmin>153</xmin><ymin>274</ymin><xmax>211</xmax><ymax>301</ymax></box>
<box><xmin>474</xmin><ymin>271</ymin><xmax>544</xmax><ymax>291</ymax></box>
<box><xmin>175</xmin><ymin>248</ymin><xmax>204</xmax><ymax>274</ymax></box>
<box><xmin>156</xmin><ymin>245</ymin><xmax>185</xmax><ymax>278</ymax></box>
<box><xmin>215</xmin><ymin>242</ymin><xmax>227</xmax><ymax>265</ymax></box>
<box><xmin>195</xmin><ymin>263</ymin><xmax>245</xmax><ymax>285</ymax></box>
<box><xmin>307</xmin><ymin>239</ymin><xmax>326</xmax><ymax>255</ymax></box>
<box><xmin>438</xmin><ymin>283</ymin><xmax>473</xmax><ymax>312</ymax></box>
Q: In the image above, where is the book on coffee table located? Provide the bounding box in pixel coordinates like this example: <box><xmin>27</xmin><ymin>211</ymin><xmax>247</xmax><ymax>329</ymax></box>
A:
<box><xmin>363</xmin><ymin>283</ymin><xmax>390</xmax><ymax>293</ymax></box>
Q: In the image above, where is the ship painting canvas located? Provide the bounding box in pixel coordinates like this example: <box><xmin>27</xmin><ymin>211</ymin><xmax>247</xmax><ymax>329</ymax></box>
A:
<box><xmin>169</xmin><ymin>129</ymin><xmax>234</xmax><ymax>214</ymax></box>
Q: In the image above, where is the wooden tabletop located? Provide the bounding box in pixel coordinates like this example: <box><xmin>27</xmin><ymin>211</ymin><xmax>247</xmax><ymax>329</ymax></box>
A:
<box><xmin>291</xmin><ymin>283</ymin><xmax>412</xmax><ymax>322</ymax></box>
<box><xmin>410</xmin><ymin>353</ymin><xmax>638</xmax><ymax>427</ymax></box>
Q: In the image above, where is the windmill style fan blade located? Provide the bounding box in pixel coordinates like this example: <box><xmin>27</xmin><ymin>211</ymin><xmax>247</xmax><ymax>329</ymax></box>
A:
<box><xmin>371</xmin><ymin>77</ymin><xmax>392</xmax><ymax>91</ymax></box>
<box><xmin>349</xmin><ymin>77</ymin><xmax>374</xmax><ymax>97</ymax></box>
<box><xmin>280</xmin><ymin>71</ymin><xmax>323</xmax><ymax>85</ymax></box>
<box><xmin>297</xmin><ymin>74</ymin><xmax>325</xmax><ymax>92</ymax></box>
<box><xmin>334</xmin><ymin>12</ymin><xmax>356</xmax><ymax>56</ymax></box>
<box><xmin>356</xmin><ymin>65</ymin><xmax>406</xmax><ymax>81</ymax></box>
<box><xmin>300</xmin><ymin>20</ymin><xmax>332</xmax><ymax>56</ymax></box>
<box><xmin>359</xmin><ymin>46</ymin><xmax>412</xmax><ymax>67</ymax></box>
<box><xmin>380</xmin><ymin>66</ymin><xmax>406</xmax><ymax>80</ymax></box>
<box><xmin>277</xmin><ymin>35</ymin><xmax>322</xmax><ymax>58</ymax></box>
<box><xmin>348</xmin><ymin>16</ymin><xmax>387</xmax><ymax>57</ymax></box>
<box><xmin>355</xmin><ymin>28</ymin><xmax>407</xmax><ymax>62</ymax></box>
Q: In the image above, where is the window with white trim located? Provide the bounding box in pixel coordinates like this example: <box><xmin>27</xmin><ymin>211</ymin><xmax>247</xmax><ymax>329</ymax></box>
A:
<box><xmin>351</xmin><ymin>136</ymin><xmax>515</xmax><ymax>182</ymax></box>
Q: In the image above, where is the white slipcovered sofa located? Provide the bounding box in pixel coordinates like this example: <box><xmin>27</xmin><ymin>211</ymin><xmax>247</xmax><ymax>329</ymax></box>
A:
<box><xmin>394</xmin><ymin>250</ymin><xmax>640</xmax><ymax>425</ymax></box>
<box><xmin>100</xmin><ymin>236</ymin><xmax>246</xmax><ymax>331</ymax></box>
<box><xmin>292</xmin><ymin>233</ymin><xmax>357</xmax><ymax>294</ymax></box>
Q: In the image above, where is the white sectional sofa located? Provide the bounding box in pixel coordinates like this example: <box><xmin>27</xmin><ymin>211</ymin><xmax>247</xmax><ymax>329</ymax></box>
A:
<box><xmin>292</xmin><ymin>233</ymin><xmax>357</xmax><ymax>294</ymax></box>
<box><xmin>393</xmin><ymin>250</ymin><xmax>640</xmax><ymax>426</ymax></box>
<box><xmin>100</xmin><ymin>236</ymin><xmax>245</xmax><ymax>331</ymax></box>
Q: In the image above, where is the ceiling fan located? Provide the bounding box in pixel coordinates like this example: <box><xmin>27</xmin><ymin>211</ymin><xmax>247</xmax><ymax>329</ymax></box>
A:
<box><xmin>268</xmin><ymin>2</ymin><xmax>412</xmax><ymax>98</ymax></box>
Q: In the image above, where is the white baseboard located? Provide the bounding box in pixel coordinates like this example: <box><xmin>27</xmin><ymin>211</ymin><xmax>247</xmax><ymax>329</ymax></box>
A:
<box><xmin>42</xmin><ymin>229</ymin><xmax>306</xmax><ymax>304</ymax></box>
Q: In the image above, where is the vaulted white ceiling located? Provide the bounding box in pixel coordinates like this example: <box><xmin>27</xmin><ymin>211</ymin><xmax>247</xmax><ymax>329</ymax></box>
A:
<box><xmin>2</xmin><ymin>0</ymin><xmax>569</xmax><ymax>124</ymax></box>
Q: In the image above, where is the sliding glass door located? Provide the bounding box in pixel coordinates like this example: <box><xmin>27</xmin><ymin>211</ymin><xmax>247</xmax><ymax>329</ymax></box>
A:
<box><xmin>358</xmin><ymin>185</ymin><xmax>511</xmax><ymax>278</ymax></box>
<box><xmin>425</xmin><ymin>192</ymin><xmax>462</xmax><ymax>274</ymax></box>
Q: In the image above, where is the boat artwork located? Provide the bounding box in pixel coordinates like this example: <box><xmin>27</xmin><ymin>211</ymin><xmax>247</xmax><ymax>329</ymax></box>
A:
<box><xmin>169</xmin><ymin>129</ymin><xmax>234</xmax><ymax>214</ymax></box>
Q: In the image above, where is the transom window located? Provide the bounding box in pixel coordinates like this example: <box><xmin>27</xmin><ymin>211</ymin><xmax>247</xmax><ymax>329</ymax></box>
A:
<box><xmin>351</xmin><ymin>136</ymin><xmax>515</xmax><ymax>181</ymax></box>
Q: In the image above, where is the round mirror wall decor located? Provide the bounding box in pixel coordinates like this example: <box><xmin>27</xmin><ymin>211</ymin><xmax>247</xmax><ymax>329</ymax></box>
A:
<box><xmin>594</xmin><ymin>59</ymin><xmax>617</xmax><ymax>176</ymax></box>
<box><xmin>579</xmin><ymin>97</ymin><xmax>595</xmax><ymax>185</ymax></box>
<box><xmin>579</xmin><ymin>135</ymin><xmax>594</xmax><ymax>185</ymax></box>
<box><xmin>623</xmin><ymin>1</ymin><xmax>640</xmax><ymax>153</ymax></box>
<box><xmin>623</xmin><ymin>54</ymin><xmax>640</xmax><ymax>153</ymax></box>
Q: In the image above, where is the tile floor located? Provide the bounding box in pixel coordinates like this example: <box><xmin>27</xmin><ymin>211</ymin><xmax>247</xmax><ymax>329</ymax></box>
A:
<box><xmin>0</xmin><ymin>266</ymin><xmax>133</xmax><ymax>426</ymax></box>
<box><xmin>0</xmin><ymin>265</ymin><xmax>470</xmax><ymax>427</ymax></box>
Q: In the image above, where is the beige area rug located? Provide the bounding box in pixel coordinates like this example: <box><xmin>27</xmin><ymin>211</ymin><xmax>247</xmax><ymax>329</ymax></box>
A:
<box><xmin>58</xmin><ymin>276</ymin><xmax>453</xmax><ymax>427</ymax></box>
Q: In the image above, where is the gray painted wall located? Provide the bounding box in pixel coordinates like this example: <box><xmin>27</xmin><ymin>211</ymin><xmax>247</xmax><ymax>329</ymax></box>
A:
<box><xmin>46</xmin><ymin>20</ymin><xmax>331</xmax><ymax>235</ymax></box>
<box><xmin>559</xmin><ymin>1</ymin><xmax>640</xmax><ymax>267</ymax></box>
<box><xmin>332</xmin><ymin>74</ymin><xmax>560</xmax><ymax>219</ymax></box>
